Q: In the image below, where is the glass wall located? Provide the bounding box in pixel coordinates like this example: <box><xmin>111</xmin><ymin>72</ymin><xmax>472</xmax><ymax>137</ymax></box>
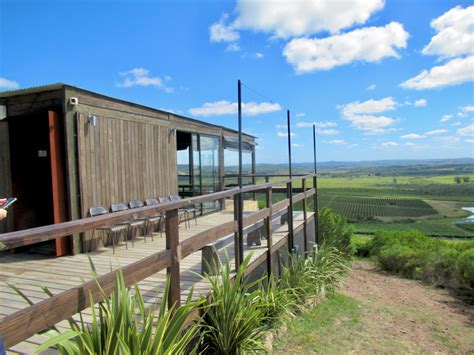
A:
<box><xmin>176</xmin><ymin>131</ymin><xmax>221</xmax><ymax>211</ymax></box>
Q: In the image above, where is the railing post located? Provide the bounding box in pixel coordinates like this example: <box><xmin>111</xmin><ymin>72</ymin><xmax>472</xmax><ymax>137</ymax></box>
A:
<box><xmin>233</xmin><ymin>195</ymin><xmax>242</xmax><ymax>269</ymax></box>
<box><xmin>302</xmin><ymin>178</ymin><xmax>308</xmax><ymax>254</ymax></box>
<box><xmin>265</xmin><ymin>176</ymin><xmax>269</xmax><ymax>184</ymax></box>
<box><xmin>287</xmin><ymin>181</ymin><xmax>294</xmax><ymax>254</ymax></box>
<box><xmin>313</xmin><ymin>175</ymin><xmax>319</xmax><ymax>245</ymax></box>
<box><xmin>265</xmin><ymin>186</ymin><xmax>273</xmax><ymax>278</ymax></box>
<box><xmin>166</xmin><ymin>208</ymin><xmax>181</xmax><ymax>309</ymax></box>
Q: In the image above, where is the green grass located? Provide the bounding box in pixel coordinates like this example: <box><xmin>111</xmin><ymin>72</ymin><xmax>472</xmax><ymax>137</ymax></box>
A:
<box><xmin>273</xmin><ymin>293</ymin><xmax>362</xmax><ymax>353</ymax></box>
<box><xmin>352</xmin><ymin>219</ymin><xmax>474</xmax><ymax>238</ymax></box>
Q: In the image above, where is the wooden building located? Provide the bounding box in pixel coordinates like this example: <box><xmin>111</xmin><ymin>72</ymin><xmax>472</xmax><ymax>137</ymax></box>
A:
<box><xmin>0</xmin><ymin>84</ymin><xmax>256</xmax><ymax>255</ymax></box>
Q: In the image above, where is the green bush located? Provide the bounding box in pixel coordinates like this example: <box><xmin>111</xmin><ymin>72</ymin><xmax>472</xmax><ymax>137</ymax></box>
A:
<box><xmin>318</xmin><ymin>207</ymin><xmax>353</xmax><ymax>255</ymax></box>
<box><xmin>457</xmin><ymin>249</ymin><xmax>474</xmax><ymax>287</ymax></box>
<box><xmin>357</xmin><ymin>229</ymin><xmax>474</xmax><ymax>295</ymax></box>
<box><xmin>351</xmin><ymin>236</ymin><xmax>372</xmax><ymax>257</ymax></box>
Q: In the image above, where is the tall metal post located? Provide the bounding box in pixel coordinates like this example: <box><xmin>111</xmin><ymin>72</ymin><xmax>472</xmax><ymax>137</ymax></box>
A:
<box><xmin>236</xmin><ymin>80</ymin><xmax>244</xmax><ymax>267</ymax></box>
<box><xmin>287</xmin><ymin>110</ymin><xmax>294</xmax><ymax>254</ymax></box>
<box><xmin>313</xmin><ymin>124</ymin><xmax>320</xmax><ymax>245</ymax></box>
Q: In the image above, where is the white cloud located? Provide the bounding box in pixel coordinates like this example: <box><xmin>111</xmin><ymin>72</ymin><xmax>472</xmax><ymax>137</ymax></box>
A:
<box><xmin>451</xmin><ymin>121</ymin><xmax>462</xmax><ymax>126</ymax></box>
<box><xmin>0</xmin><ymin>77</ymin><xmax>19</xmax><ymax>89</ymax></box>
<box><xmin>401</xmin><ymin>133</ymin><xmax>425</xmax><ymax>139</ymax></box>
<box><xmin>118</xmin><ymin>68</ymin><xmax>174</xmax><ymax>92</ymax></box>
<box><xmin>440</xmin><ymin>114</ymin><xmax>453</xmax><ymax>122</ymax></box>
<box><xmin>256</xmin><ymin>52</ymin><xmax>264</xmax><ymax>59</ymax></box>
<box><xmin>400</xmin><ymin>55</ymin><xmax>474</xmax><ymax>90</ymax></box>
<box><xmin>277</xmin><ymin>131</ymin><xmax>296</xmax><ymax>137</ymax></box>
<box><xmin>209</xmin><ymin>14</ymin><xmax>240</xmax><ymax>42</ymax></box>
<box><xmin>466</xmin><ymin>139</ymin><xmax>474</xmax><ymax>143</ymax></box>
<box><xmin>457</xmin><ymin>124</ymin><xmax>474</xmax><ymax>136</ymax></box>
<box><xmin>367</xmin><ymin>84</ymin><xmax>376</xmax><ymax>91</ymax></box>
<box><xmin>189</xmin><ymin>100</ymin><xmax>281</xmax><ymax>117</ymax></box>
<box><xmin>235</xmin><ymin>0</ymin><xmax>384</xmax><ymax>37</ymax></box>
<box><xmin>422</xmin><ymin>6</ymin><xmax>474</xmax><ymax>58</ymax></box>
<box><xmin>339</xmin><ymin>97</ymin><xmax>398</xmax><ymax>133</ymax></box>
<box><xmin>381</xmin><ymin>141</ymin><xmax>398</xmax><ymax>147</ymax></box>
<box><xmin>295</xmin><ymin>112</ymin><xmax>306</xmax><ymax>118</ymax></box>
<box><xmin>425</xmin><ymin>129</ymin><xmax>447</xmax><ymax>135</ymax></box>
<box><xmin>461</xmin><ymin>105</ymin><xmax>474</xmax><ymax>112</ymax></box>
<box><xmin>341</xmin><ymin>97</ymin><xmax>396</xmax><ymax>116</ymax></box>
<box><xmin>275</xmin><ymin>124</ymin><xmax>287</xmax><ymax>129</ymax></box>
<box><xmin>350</xmin><ymin>115</ymin><xmax>396</xmax><ymax>131</ymax></box>
<box><xmin>225</xmin><ymin>43</ymin><xmax>241</xmax><ymax>52</ymax></box>
<box><xmin>292</xmin><ymin>143</ymin><xmax>303</xmax><ymax>148</ymax></box>
<box><xmin>414</xmin><ymin>99</ymin><xmax>427</xmax><ymax>107</ymax></box>
<box><xmin>326</xmin><ymin>139</ymin><xmax>346</xmax><ymax>145</ymax></box>
<box><xmin>296</xmin><ymin>121</ymin><xmax>337</xmax><ymax>128</ymax></box>
<box><xmin>316</xmin><ymin>129</ymin><xmax>339</xmax><ymax>135</ymax></box>
<box><xmin>283</xmin><ymin>22</ymin><xmax>409</xmax><ymax>73</ymax></box>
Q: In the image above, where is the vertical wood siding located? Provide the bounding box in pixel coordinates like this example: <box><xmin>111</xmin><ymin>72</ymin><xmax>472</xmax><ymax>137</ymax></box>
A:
<box><xmin>76</xmin><ymin>113</ymin><xmax>177</xmax><ymax>250</ymax></box>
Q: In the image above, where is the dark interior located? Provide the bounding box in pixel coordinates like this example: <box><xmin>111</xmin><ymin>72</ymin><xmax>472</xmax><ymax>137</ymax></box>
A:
<box><xmin>8</xmin><ymin>112</ymin><xmax>54</xmax><ymax>231</ymax></box>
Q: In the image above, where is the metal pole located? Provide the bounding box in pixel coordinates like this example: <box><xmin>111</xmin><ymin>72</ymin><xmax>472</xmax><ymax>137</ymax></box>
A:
<box><xmin>237</xmin><ymin>80</ymin><xmax>244</xmax><ymax>267</ymax></box>
<box><xmin>287</xmin><ymin>110</ymin><xmax>294</xmax><ymax>254</ymax></box>
<box><xmin>313</xmin><ymin>124</ymin><xmax>320</xmax><ymax>245</ymax></box>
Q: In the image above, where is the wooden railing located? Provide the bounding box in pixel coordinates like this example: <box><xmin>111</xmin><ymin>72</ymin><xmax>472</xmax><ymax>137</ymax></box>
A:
<box><xmin>0</xmin><ymin>174</ymin><xmax>318</xmax><ymax>348</ymax></box>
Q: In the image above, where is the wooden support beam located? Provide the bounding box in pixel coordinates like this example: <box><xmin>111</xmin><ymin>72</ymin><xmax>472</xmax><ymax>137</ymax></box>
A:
<box><xmin>165</xmin><ymin>208</ymin><xmax>181</xmax><ymax>309</ymax></box>
<box><xmin>265</xmin><ymin>186</ymin><xmax>273</xmax><ymax>278</ymax></box>
<box><xmin>286</xmin><ymin>181</ymin><xmax>294</xmax><ymax>254</ymax></box>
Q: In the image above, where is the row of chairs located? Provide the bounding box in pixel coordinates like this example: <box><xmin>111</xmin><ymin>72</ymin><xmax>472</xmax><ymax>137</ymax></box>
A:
<box><xmin>87</xmin><ymin>195</ymin><xmax>198</xmax><ymax>253</ymax></box>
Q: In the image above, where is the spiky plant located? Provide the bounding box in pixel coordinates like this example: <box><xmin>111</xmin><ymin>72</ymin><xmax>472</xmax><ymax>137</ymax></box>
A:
<box><xmin>11</xmin><ymin>258</ymin><xmax>201</xmax><ymax>355</ymax></box>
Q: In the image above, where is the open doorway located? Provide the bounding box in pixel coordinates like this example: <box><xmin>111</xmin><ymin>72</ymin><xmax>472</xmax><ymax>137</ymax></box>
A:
<box><xmin>7</xmin><ymin>110</ymin><xmax>69</xmax><ymax>255</ymax></box>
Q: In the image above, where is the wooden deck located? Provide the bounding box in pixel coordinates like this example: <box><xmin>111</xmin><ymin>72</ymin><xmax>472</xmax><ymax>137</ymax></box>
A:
<box><xmin>0</xmin><ymin>209</ymin><xmax>312</xmax><ymax>354</ymax></box>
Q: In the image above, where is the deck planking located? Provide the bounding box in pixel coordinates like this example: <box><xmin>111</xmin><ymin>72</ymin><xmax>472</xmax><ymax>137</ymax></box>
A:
<box><xmin>0</xmin><ymin>209</ymin><xmax>311</xmax><ymax>353</ymax></box>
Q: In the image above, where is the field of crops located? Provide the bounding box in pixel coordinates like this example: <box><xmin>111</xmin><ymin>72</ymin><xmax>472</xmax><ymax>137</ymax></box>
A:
<box><xmin>352</xmin><ymin>220</ymin><xmax>473</xmax><ymax>238</ymax></box>
<box><xmin>318</xmin><ymin>195</ymin><xmax>437</xmax><ymax>219</ymax></box>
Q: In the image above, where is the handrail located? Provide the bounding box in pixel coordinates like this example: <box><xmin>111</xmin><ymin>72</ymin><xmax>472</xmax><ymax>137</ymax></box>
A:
<box><xmin>0</xmin><ymin>174</ymin><xmax>318</xmax><ymax>348</ymax></box>
<box><xmin>224</xmin><ymin>173</ymin><xmax>309</xmax><ymax>178</ymax></box>
<box><xmin>0</xmin><ymin>174</ymin><xmax>315</xmax><ymax>251</ymax></box>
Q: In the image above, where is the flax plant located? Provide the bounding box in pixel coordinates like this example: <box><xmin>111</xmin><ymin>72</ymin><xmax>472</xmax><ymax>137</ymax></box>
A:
<box><xmin>200</xmin><ymin>254</ymin><xmax>267</xmax><ymax>354</ymax></box>
<box><xmin>12</xmin><ymin>258</ymin><xmax>202</xmax><ymax>355</ymax></box>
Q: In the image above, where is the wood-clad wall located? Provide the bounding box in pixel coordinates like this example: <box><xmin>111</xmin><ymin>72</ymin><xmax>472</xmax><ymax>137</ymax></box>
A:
<box><xmin>76</xmin><ymin>113</ymin><xmax>177</xmax><ymax>249</ymax></box>
<box><xmin>77</xmin><ymin>113</ymin><xmax>178</xmax><ymax>216</ymax></box>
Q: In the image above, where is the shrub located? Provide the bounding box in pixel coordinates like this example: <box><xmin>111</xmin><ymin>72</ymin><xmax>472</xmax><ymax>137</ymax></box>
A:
<box><xmin>357</xmin><ymin>229</ymin><xmax>474</xmax><ymax>295</ymax></box>
<box><xmin>421</xmin><ymin>248</ymin><xmax>460</xmax><ymax>287</ymax></box>
<box><xmin>378</xmin><ymin>244</ymin><xmax>420</xmax><ymax>277</ymax></box>
<box><xmin>318</xmin><ymin>207</ymin><xmax>353</xmax><ymax>255</ymax></box>
<box><xmin>351</xmin><ymin>236</ymin><xmax>372</xmax><ymax>257</ymax></box>
<box><xmin>457</xmin><ymin>249</ymin><xmax>474</xmax><ymax>287</ymax></box>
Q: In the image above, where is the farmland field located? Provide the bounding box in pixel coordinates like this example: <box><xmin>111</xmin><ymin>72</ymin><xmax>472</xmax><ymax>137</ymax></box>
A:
<box><xmin>252</xmin><ymin>166</ymin><xmax>474</xmax><ymax>238</ymax></box>
<box><xmin>318</xmin><ymin>195</ymin><xmax>437</xmax><ymax>219</ymax></box>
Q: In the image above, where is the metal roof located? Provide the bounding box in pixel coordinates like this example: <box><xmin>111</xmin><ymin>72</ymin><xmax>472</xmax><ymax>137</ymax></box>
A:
<box><xmin>0</xmin><ymin>83</ymin><xmax>256</xmax><ymax>140</ymax></box>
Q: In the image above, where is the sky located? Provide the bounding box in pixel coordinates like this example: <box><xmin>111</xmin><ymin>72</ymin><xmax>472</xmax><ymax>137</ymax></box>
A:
<box><xmin>1</xmin><ymin>0</ymin><xmax>473</xmax><ymax>164</ymax></box>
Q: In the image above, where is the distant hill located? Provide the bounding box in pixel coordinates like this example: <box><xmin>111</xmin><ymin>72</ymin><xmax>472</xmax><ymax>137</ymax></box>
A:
<box><xmin>223</xmin><ymin>158</ymin><xmax>474</xmax><ymax>176</ymax></box>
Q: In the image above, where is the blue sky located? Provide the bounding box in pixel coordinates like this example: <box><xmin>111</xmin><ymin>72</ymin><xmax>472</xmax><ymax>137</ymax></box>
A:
<box><xmin>1</xmin><ymin>0</ymin><xmax>473</xmax><ymax>164</ymax></box>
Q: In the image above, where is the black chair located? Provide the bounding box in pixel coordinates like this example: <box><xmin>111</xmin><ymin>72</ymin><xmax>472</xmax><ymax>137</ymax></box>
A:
<box><xmin>160</xmin><ymin>195</ymin><xmax>189</xmax><ymax>228</ymax></box>
<box><xmin>145</xmin><ymin>198</ymin><xmax>164</xmax><ymax>238</ymax></box>
<box><xmin>88</xmin><ymin>206</ymin><xmax>129</xmax><ymax>254</ymax></box>
<box><xmin>111</xmin><ymin>202</ymin><xmax>147</xmax><ymax>247</ymax></box>
<box><xmin>170</xmin><ymin>194</ymin><xmax>198</xmax><ymax>228</ymax></box>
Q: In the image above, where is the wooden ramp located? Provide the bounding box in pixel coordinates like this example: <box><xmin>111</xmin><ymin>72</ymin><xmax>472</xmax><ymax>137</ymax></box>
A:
<box><xmin>0</xmin><ymin>210</ymin><xmax>311</xmax><ymax>354</ymax></box>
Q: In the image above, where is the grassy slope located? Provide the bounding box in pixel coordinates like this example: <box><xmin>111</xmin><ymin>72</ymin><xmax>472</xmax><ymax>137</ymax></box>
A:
<box><xmin>274</xmin><ymin>261</ymin><xmax>474</xmax><ymax>353</ymax></box>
